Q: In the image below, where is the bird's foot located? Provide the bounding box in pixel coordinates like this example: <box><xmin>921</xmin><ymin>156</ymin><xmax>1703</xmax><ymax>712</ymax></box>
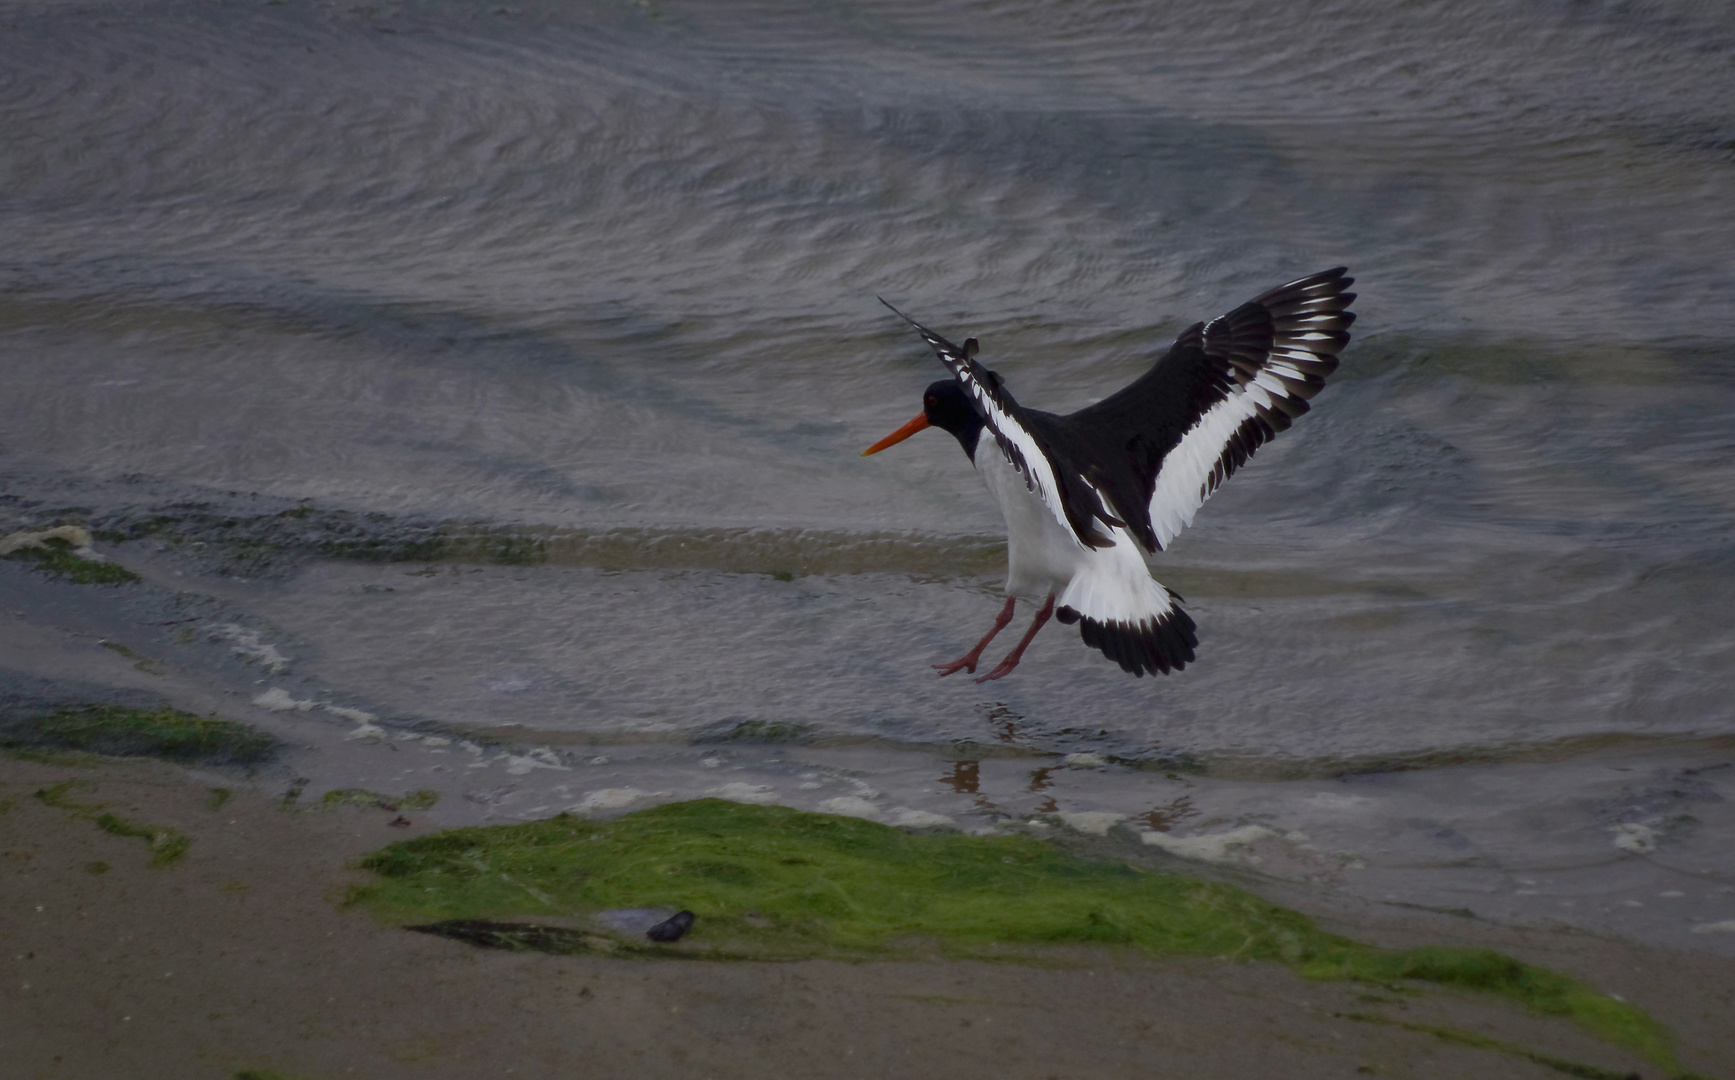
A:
<box><xmin>932</xmin><ymin>654</ymin><xmax>980</xmax><ymax>677</ymax></box>
<box><xmin>934</xmin><ymin>597</ymin><xmax>1018</xmax><ymax>677</ymax></box>
<box><xmin>972</xmin><ymin>597</ymin><xmax>1052</xmax><ymax>683</ymax></box>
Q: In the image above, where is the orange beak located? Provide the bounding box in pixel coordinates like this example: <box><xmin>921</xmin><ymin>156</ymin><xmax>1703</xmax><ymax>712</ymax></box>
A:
<box><xmin>861</xmin><ymin>413</ymin><xmax>931</xmax><ymax>456</ymax></box>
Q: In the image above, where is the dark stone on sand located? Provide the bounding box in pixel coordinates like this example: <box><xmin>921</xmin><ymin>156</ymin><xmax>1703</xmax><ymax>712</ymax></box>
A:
<box><xmin>646</xmin><ymin>910</ymin><xmax>695</xmax><ymax>943</ymax></box>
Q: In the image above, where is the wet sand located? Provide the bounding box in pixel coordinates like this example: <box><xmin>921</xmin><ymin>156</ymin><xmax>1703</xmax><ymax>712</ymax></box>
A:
<box><xmin>3</xmin><ymin>753</ymin><xmax>1731</xmax><ymax>1080</ymax></box>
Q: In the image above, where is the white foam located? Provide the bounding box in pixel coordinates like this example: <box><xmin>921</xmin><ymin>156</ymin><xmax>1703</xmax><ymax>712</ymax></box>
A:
<box><xmin>710</xmin><ymin>782</ymin><xmax>778</xmax><ymax>805</ymax></box>
<box><xmin>819</xmin><ymin>795</ymin><xmax>880</xmax><ymax>819</ymax></box>
<box><xmin>252</xmin><ymin>687</ymin><xmax>314</xmax><ymax>711</ymax></box>
<box><xmin>505</xmin><ymin>747</ymin><xmax>569</xmax><ymax>775</ymax></box>
<box><xmin>572</xmin><ymin>787</ymin><xmax>665</xmax><ymax>814</ymax></box>
<box><xmin>1060</xmin><ymin>752</ymin><xmax>1107</xmax><ymax>769</ymax></box>
<box><xmin>888</xmin><ymin>807</ymin><xmax>955</xmax><ymax>829</ymax></box>
<box><xmin>0</xmin><ymin>525</ymin><xmax>100</xmax><ymax>559</ymax></box>
<box><xmin>1690</xmin><ymin>920</ymin><xmax>1735</xmax><ymax>934</ymax></box>
<box><xmin>1053</xmin><ymin>811</ymin><xmax>1124</xmax><ymax>836</ymax></box>
<box><xmin>1611</xmin><ymin>822</ymin><xmax>1658</xmax><ymax>854</ymax></box>
<box><xmin>1304</xmin><ymin>793</ymin><xmax>1374</xmax><ymax>811</ymax></box>
<box><xmin>1140</xmin><ymin>824</ymin><xmax>1278</xmax><ymax>864</ymax></box>
<box><xmin>209</xmin><ymin>623</ymin><xmax>292</xmax><ymax>675</ymax></box>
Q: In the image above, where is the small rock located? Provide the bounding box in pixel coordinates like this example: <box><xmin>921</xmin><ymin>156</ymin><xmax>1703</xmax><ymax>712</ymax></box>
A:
<box><xmin>646</xmin><ymin>910</ymin><xmax>695</xmax><ymax>943</ymax></box>
<box><xmin>388</xmin><ymin>816</ymin><xmax>412</xmax><ymax>828</ymax></box>
<box><xmin>595</xmin><ymin>908</ymin><xmax>675</xmax><ymax>935</ymax></box>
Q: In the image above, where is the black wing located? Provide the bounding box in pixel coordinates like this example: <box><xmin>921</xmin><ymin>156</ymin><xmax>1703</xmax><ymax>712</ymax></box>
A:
<box><xmin>1062</xmin><ymin>268</ymin><xmax>1355</xmax><ymax>553</ymax></box>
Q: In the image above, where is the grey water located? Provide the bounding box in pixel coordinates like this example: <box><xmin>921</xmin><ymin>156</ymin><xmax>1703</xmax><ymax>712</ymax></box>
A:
<box><xmin>3</xmin><ymin>0</ymin><xmax>1733</xmax><ymax>954</ymax></box>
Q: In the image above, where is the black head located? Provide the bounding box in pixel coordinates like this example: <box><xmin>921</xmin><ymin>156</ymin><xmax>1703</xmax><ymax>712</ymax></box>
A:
<box><xmin>920</xmin><ymin>380</ymin><xmax>985</xmax><ymax>459</ymax></box>
<box><xmin>862</xmin><ymin>379</ymin><xmax>986</xmax><ymax>461</ymax></box>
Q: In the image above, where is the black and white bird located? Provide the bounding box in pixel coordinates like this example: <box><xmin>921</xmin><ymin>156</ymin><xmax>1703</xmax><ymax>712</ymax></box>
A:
<box><xmin>863</xmin><ymin>268</ymin><xmax>1356</xmax><ymax>683</ymax></box>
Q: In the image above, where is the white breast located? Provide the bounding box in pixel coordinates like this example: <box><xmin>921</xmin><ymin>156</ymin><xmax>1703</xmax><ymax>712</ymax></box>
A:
<box><xmin>976</xmin><ymin>449</ymin><xmax>1083</xmax><ymax>598</ymax></box>
<box><xmin>975</xmin><ymin>449</ymin><xmax>1172</xmax><ymax>629</ymax></box>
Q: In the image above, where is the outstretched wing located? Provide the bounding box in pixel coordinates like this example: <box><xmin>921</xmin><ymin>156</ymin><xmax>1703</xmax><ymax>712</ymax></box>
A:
<box><xmin>881</xmin><ymin>298</ymin><xmax>1119</xmax><ymax>549</ymax></box>
<box><xmin>1064</xmin><ymin>268</ymin><xmax>1356</xmax><ymax>552</ymax></box>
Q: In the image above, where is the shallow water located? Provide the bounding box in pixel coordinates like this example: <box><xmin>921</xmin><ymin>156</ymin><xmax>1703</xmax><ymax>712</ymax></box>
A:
<box><xmin>3</xmin><ymin>0</ymin><xmax>1733</xmax><ymax>953</ymax></box>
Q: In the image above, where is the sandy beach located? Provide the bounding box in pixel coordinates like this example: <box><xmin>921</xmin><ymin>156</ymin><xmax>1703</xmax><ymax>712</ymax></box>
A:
<box><xmin>4</xmin><ymin>750</ymin><xmax>1731</xmax><ymax>1080</ymax></box>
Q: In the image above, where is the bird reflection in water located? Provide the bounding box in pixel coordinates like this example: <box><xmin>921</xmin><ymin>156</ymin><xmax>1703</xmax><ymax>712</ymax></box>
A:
<box><xmin>1135</xmin><ymin>796</ymin><xmax>1198</xmax><ymax>833</ymax></box>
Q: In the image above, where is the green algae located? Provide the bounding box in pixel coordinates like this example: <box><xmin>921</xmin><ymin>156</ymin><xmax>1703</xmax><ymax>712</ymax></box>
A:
<box><xmin>694</xmin><ymin>719</ymin><xmax>818</xmax><ymax>745</ymax></box>
<box><xmin>0</xmin><ymin>705</ymin><xmax>278</xmax><ymax>766</ymax></box>
<box><xmin>2</xmin><ymin>536</ymin><xmax>140</xmax><ymax>584</ymax></box>
<box><xmin>35</xmin><ymin>779</ymin><xmax>191</xmax><ymax>866</ymax></box>
<box><xmin>96</xmin><ymin>810</ymin><xmax>192</xmax><ymax>865</ymax></box>
<box><xmin>96</xmin><ymin>498</ymin><xmax>1006</xmax><ymax>579</ymax></box>
<box><xmin>280</xmin><ymin>777</ymin><xmax>309</xmax><ymax>808</ymax></box>
<box><xmin>1340</xmin><ymin>1011</ymin><xmax>1712</xmax><ymax>1080</ymax></box>
<box><xmin>402</xmin><ymin>919</ymin><xmax>683</xmax><ymax>959</ymax></box>
<box><xmin>35</xmin><ymin>779</ymin><xmax>95</xmax><ymax>811</ymax></box>
<box><xmin>1301</xmin><ymin>947</ymin><xmax>1676</xmax><ymax>1069</ymax></box>
<box><xmin>100</xmin><ymin>640</ymin><xmax>165</xmax><ymax>674</ymax></box>
<box><xmin>346</xmin><ymin>799</ymin><xmax>1682</xmax><ymax>1074</ymax></box>
<box><xmin>0</xmin><ymin>743</ymin><xmax>84</xmax><ymax>766</ymax></box>
<box><xmin>320</xmin><ymin>787</ymin><xmax>439</xmax><ymax>812</ymax></box>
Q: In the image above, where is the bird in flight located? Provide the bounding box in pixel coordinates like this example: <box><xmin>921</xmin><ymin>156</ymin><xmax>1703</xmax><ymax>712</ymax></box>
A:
<box><xmin>863</xmin><ymin>268</ymin><xmax>1356</xmax><ymax>682</ymax></box>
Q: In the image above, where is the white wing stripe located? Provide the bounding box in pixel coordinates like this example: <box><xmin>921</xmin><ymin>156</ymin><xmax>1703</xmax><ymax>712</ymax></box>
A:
<box><xmin>1148</xmin><ymin>391</ymin><xmax>1264</xmax><ymax>549</ymax></box>
<box><xmin>1251</xmin><ymin>372</ymin><xmax>1288</xmax><ymax>396</ymax></box>
<box><xmin>907</xmin><ymin>323</ymin><xmax>1089</xmax><ymax>551</ymax></box>
<box><xmin>1144</xmin><ymin>270</ymin><xmax>1352</xmax><ymax>551</ymax></box>
<box><xmin>970</xmin><ymin>383</ymin><xmax>1084</xmax><ymax>550</ymax></box>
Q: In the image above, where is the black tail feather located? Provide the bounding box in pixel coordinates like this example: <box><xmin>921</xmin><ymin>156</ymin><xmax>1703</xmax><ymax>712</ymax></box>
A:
<box><xmin>1069</xmin><ymin>606</ymin><xmax>1199</xmax><ymax>677</ymax></box>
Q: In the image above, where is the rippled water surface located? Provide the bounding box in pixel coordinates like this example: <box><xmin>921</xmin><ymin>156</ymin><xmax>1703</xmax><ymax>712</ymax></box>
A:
<box><xmin>4</xmin><ymin>0</ymin><xmax>1733</xmax><ymax>951</ymax></box>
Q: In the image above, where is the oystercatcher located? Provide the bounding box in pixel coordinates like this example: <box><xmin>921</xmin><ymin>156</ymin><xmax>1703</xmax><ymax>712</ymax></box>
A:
<box><xmin>863</xmin><ymin>268</ymin><xmax>1355</xmax><ymax>682</ymax></box>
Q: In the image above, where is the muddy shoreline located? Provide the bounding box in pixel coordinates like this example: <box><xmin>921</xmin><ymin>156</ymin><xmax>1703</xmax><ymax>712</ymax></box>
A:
<box><xmin>4</xmin><ymin>751</ymin><xmax>1731</xmax><ymax>1080</ymax></box>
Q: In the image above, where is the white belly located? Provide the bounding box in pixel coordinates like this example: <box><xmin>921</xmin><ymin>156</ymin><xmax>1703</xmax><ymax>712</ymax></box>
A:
<box><xmin>976</xmin><ymin>450</ymin><xmax>1177</xmax><ymax>628</ymax></box>
<box><xmin>976</xmin><ymin>451</ymin><xmax>1094</xmax><ymax>598</ymax></box>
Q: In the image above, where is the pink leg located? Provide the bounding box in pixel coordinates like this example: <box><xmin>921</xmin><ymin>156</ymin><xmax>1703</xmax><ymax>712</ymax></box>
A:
<box><xmin>934</xmin><ymin>596</ymin><xmax>1017</xmax><ymax>677</ymax></box>
<box><xmin>975</xmin><ymin>595</ymin><xmax>1055</xmax><ymax>683</ymax></box>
